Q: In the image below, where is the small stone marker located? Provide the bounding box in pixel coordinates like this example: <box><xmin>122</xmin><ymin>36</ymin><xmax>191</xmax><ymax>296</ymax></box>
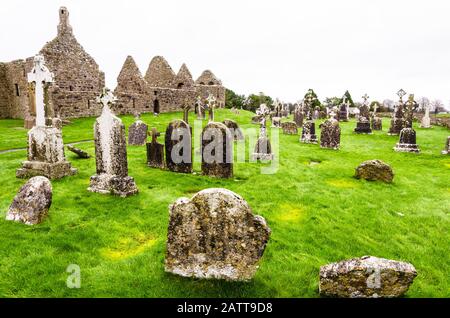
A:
<box><xmin>128</xmin><ymin>114</ymin><xmax>148</xmax><ymax>146</ymax></box>
<box><xmin>319</xmin><ymin>256</ymin><xmax>417</xmax><ymax>298</ymax></box>
<box><xmin>253</xmin><ymin>104</ymin><xmax>274</xmax><ymax>160</ymax></box>
<box><xmin>371</xmin><ymin>102</ymin><xmax>382</xmax><ymax>131</ymax></box>
<box><xmin>6</xmin><ymin>176</ymin><xmax>52</xmax><ymax>225</ymax></box>
<box><xmin>420</xmin><ymin>102</ymin><xmax>432</xmax><ymax>128</ymax></box>
<box><xmin>355</xmin><ymin>159</ymin><xmax>394</xmax><ymax>183</ymax></box>
<box><xmin>271</xmin><ymin>117</ymin><xmax>281</xmax><ymax>128</ymax></box>
<box><xmin>67</xmin><ymin>145</ymin><xmax>90</xmax><ymax>159</ymax></box>
<box><xmin>165</xmin><ymin>188</ymin><xmax>271</xmax><ymax>281</ymax></box>
<box><xmin>146</xmin><ymin>127</ymin><xmax>165</xmax><ymax>168</ymax></box>
<box><xmin>441</xmin><ymin>136</ymin><xmax>450</xmax><ymax>155</ymax></box>
<box><xmin>201</xmin><ymin>122</ymin><xmax>233</xmax><ymax>178</ymax></box>
<box><xmin>394</xmin><ymin>128</ymin><xmax>420</xmax><ymax>153</ymax></box>
<box><xmin>165</xmin><ymin>119</ymin><xmax>192</xmax><ymax>173</ymax></box>
<box><xmin>320</xmin><ymin>114</ymin><xmax>340</xmax><ymax>150</ymax></box>
<box><xmin>88</xmin><ymin>88</ymin><xmax>138</xmax><ymax>197</ymax></box>
<box><xmin>300</xmin><ymin>121</ymin><xmax>318</xmax><ymax>144</ymax></box>
<box><xmin>281</xmin><ymin>121</ymin><xmax>298</xmax><ymax>135</ymax></box>
<box><xmin>206</xmin><ymin>93</ymin><xmax>216</xmax><ymax>122</ymax></box>
<box><xmin>388</xmin><ymin>89</ymin><xmax>407</xmax><ymax>135</ymax></box>
<box><xmin>354</xmin><ymin>94</ymin><xmax>372</xmax><ymax>134</ymax></box>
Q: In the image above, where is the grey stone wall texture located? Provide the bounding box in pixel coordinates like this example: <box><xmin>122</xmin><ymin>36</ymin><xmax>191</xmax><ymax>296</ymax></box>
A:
<box><xmin>0</xmin><ymin>7</ymin><xmax>226</xmax><ymax>120</ymax></box>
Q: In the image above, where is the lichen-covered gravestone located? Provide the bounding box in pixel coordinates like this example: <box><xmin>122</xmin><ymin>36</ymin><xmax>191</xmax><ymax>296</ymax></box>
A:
<box><xmin>354</xmin><ymin>94</ymin><xmax>372</xmax><ymax>134</ymax></box>
<box><xmin>146</xmin><ymin>128</ymin><xmax>165</xmax><ymax>168</ymax></box>
<box><xmin>319</xmin><ymin>256</ymin><xmax>417</xmax><ymax>298</ymax></box>
<box><xmin>355</xmin><ymin>159</ymin><xmax>394</xmax><ymax>183</ymax></box>
<box><xmin>388</xmin><ymin>89</ymin><xmax>407</xmax><ymax>135</ymax></box>
<box><xmin>281</xmin><ymin>122</ymin><xmax>298</xmax><ymax>135</ymax></box>
<box><xmin>222</xmin><ymin>119</ymin><xmax>244</xmax><ymax>141</ymax></box>
<box><xmin>201</xmin><ymin>122</ymin><xmax>233</xmax><ymax>178</ymax></box>
<box><xmin>6</xmin><ymin>176</ymin><xmax>52</xmax><ymax>225</ymax></box>
<box><xmin>88</xmin><ymin>88</ymin><xmax>138</xmax><ymax>197</ymax></box>
<box><xmin>128</xmin><ymin>114</ymin><xmax>148</xmax><ymax>146</ymax></box>
<box><xmin>252</xmin><ymin>104</ymin><xmax>274</xmax><ymax>161</ymax></box>
<box><xmin>165</xmin><ymin>119</ymin><xmax>192</xmax><ymax>173</ymax></box>
<box><xmin>441</xmin><ymin>136</ymin><xmax>450</xmax><ymax>155</ymax></box>
<box><xmin>16</xmin><ymin>55</ymin><xmax>77</xmax><ymax>180</ymax></box>
<box><xmin>394</xmin><ymin>128</ymin><xmax>420</xmax><ymax>153</ymax></box>
<box><xmin>300</xmin><ymin>121</ymin><xmax>318</xmax><ymax>144</ymax></box>
<box><xmin>320</xmin><ymin>116</ymin><xmax>340</xmax><ymax>150</ymax></box>
<box><xmin>165</xmin><ymin>188</ymin><xmax>271</xmax><ymax>281</ymax></box>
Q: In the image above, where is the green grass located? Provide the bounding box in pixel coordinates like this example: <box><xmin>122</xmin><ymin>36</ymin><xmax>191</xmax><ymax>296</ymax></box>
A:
<box><xmin>0</xmin><ymin>109</ymin><xmax>449</xmax><ymax>297</ymax></box>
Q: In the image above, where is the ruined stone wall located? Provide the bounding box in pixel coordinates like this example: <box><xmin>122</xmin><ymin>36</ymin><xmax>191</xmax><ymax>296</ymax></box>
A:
<box><xmin>195</xmin><ymin>84</ymin><xmax>226</xmax><ymax>108</ymax></box>
<box><xmin>0</xmin><ymin>63</ymin><xmax>11</xmax><ymax>118</ymax></box>
<box><xmin>0</xmin><ymin>7</ymin><xmax>105</xmax><ymax>120</ymax></box>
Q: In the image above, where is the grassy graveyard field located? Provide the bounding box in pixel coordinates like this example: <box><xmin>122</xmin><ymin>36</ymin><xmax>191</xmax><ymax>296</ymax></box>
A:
<box><xmin>0</xmin><ymin>109</ymin><xmax>449</xmax><ymax>298</ymax></box>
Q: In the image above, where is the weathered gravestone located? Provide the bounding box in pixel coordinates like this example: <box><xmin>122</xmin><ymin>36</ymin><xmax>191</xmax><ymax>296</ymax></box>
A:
<box><xmin>355</xmin><ymin>159</ymin><xmax>394</xmax><ymax>183</ymax></box>
<box><xmin>320</xmin><ymin>115</ymin><xmax>340</xmax><ymax>150</ymax></box>
<box><xmin>223</xmin><ymin>119</ymin><xmax>244</xmax><ymax>141</ymax></box>
<box><xmin>165</xmin><ymin>119</ymin><xmax>192</xmax><ymax>173</ymax></box>
<box><xmin>394</xmin><ymin>128</ymin><xmax>420</xmax><ymax>153</ymax></box>
<box><xmin>281</xmin><ymin>121</ymin><xmax>298</xmax><ymax>135</ymax></box>
<box><xmin>195</xmin><ymin>95</ymin><xmax>205</xmax><ymax>120</ymax></box>
<box><xmin>201</xmin><ymin>122</ymin><xmax>233</xmax><ymax>178</ymax></box>
<box><xmin>388</xmin><ymin>89</ymin><xmax>407</xmax><ymax>135</ymax></box>
<box><xmin>420</xmin><ymin>102</ymin><xmax>432</xmax><ymax>128</ymax></box>
<box><xmin>128</xmin><ymin>114</ymin><xmax>148</xmax><ymax>146</ymax></box>
<box><xmin>88</xmin><ymin>88</ymin><xmax>138</xmax><ymax>197</ymax></box>
<box><xmin>354</xmin><ymin>94</ymin><xmax>372</xmax><ymax>134</ymax></box>
<box><xmin>146</xmin><ymin>128</ymin><xmax>165</xmax><ymax>169</ymax></box>
<box><xmin>67</xmin><ymin>145</ymin><xmax>90</xmax><ymax>159</ymax></box>
<box><xmin>300</xmin><ymin>121</ymin><xmax>318</xmax><ymax>144</ymax></box>
<box><xmin>319</xmin><ymin>256</ymin><xmax>417</xmax><ymax>298</ymax></box>
<box><xmin>441</xmin><ymin>136</ymin><xmax>450</xmax><ymax>155</ymax></box>
<box><xmin>293</xmin><ymin>104</ymin><xmax>304</xmax><ymax>127</ymax></box>
<box><xmin>371</xmin><ymin>102</ymin><xmax>382</xmax><ymax>131</ymax></box>
<box><xmin>16</xmin><ymin>55</ymin><xmax>77</xmax><ymax>180</ymax></box>
<box><xmin>253</xmin><ymin>104</ymin><xmax>274</xmax><ymax>161</ymax></box>
<box><xmin>271</xmin><ymin>117</ymin><xmax>281</xmax><ymax>128</ymax></box>
<box><xmin>165</xmin><ymin>188</ymin><xmax>271</xmax><ymax>281</ymax></box>
<box><xmin>338</xmin><ymin>96</ymin><xmax>350</xmax><ymax>122</ymax></box>
<box><xmin>6</xmin><ymin>176</ymin><xmax>52</xmax><ymax>225</ymax></box>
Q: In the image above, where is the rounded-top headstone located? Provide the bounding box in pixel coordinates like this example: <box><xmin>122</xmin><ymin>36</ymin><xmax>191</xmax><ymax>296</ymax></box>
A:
<box><xmin>6</xmin><ymin>176</ymin><xmax>52</xmax><ymax>225</ymax></box>
<box><xmin>355</xmin><ymin>159</ymin><xmax>394</xmax><ymax>183</ymax></box>
<box><xmin>165</xmin><ymin>188</ymin><xmax>271</xmax><ymax>281</ymax></box>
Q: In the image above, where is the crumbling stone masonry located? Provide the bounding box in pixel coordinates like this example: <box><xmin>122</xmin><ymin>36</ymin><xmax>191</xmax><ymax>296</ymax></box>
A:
<box><xmin>0</xmin><ymin>7</ymin><xmax>226</xmax><ymax>121</ymax></box>
<box><xmin>0</xmin><ymin>7</ymin><xmax>105</xmax><ymax>122</ymax></box>
<box><xmin>113</xmin><ymin>56</ymin><xmax>226</xmax><ymax>115</ymax></box>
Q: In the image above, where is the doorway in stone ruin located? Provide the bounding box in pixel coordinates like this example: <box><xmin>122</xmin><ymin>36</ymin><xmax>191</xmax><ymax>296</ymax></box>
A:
<box><xmin>153</xmin><ymin>99</ymin><xmax>160</xmax><ymax>114</ymax></box>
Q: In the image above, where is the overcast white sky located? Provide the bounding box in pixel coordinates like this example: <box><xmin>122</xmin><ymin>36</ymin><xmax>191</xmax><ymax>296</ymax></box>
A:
<box><xmin>1</xmin><ymin>0</ymin><xmax>449</xmax><ymax>107</ymax></box>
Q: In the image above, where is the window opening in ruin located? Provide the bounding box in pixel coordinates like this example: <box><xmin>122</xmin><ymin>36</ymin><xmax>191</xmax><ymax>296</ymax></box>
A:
<box><xmin>154</xmin><ymin>91</ymin><xmax>158</xmax><ymax>96</ymax></box>
<box><xmin>133</xmin><ymin>98</ymin><xmax>136</xmax><ymax>108</ymax></box>
<box><xmin>15</xmin><ymin>84</ymin><xmax>20</xmax><ymax>97</ymax></box>
<box><xmin>200</xmin><ymin>82</ymin><xmax>205</xmax><ymax>85</ymax></box>
<box><xmin>208</xmin><ymin>81</ymin><xmax>214</xmax><ymax>85</ymax></box>
<box><xmin>69</xmin><ymin>85</ymin><xmax>73</xmax><ymax>91</ymax></box>
<box><xmin>177</xmin><ymin>83</ymin><xmax>184</xmax><ymax>89</ymax></box>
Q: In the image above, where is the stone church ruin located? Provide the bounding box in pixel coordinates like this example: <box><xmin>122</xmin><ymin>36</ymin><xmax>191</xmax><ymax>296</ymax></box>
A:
<box><xmin>0</xmin><ymin>7</ymin><xmax>225</xmax><ymax>126</ymax></box>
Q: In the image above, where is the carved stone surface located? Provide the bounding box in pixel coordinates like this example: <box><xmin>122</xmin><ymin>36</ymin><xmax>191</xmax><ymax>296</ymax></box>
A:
<box><xmin>16</xmin><ymin>126</ymin><xmax>77</xmax><ymax>179</ymax></box>
<box><xmin>300</xmin><ymin>121</ymin><xmax>318</xmax><ymax>144</ymax></box>
<box><xmin>88</xmin><ymin>94</ymin><xmax>138</xmax><ymax>197</ymax></box>
<box><xmin>271</xmin><ymin>117</ymin><xmax>281</xmax><ymax>128</ymax></box>
<box><xmin>319</xmin><ymin>256</ymin><xmax>417</xmax><ymax>298</ymax></box>
<box><xmin>394</xmin><ymin>128</ymin><xmax>420</xmax><ymax>153</ymax></box>
<box><xmin>281</xmin><ymin>122</ymin><xmax>298</xmax><ymax>135</ymax></box>
<box><xmin>165</xmin><ymin>119</ymin><xmax>192</xmax><ymax>173</ymax></box>
<box><xmin>201</xmin><ymin>122</ymin><xmax>233</xmax><ymax>178</ymax></box>
<box><xmin>165</xmin><ymin>188</ymin><xmax>271</xmax><ymax>281</ymax></box>
<box><xmin>354</xmin><ymin>118</ymin><xmax>372</xmax><ymax>134</ymax></box>
<box><xmin>320</xmin><ymin>118</ymin><xmax>340</xmax><ymax>150</ymax></box>
<box><xmin>355</xmin><ymin>159</ymin><xmax>394</xmax><ymax>183</ymax></box>
<box><xmin>293</xmin><ymin>108</ymin><xmax>304</xmax><ymax>127</ymax></box>
<box><xmin>371</xmin><ymin>117</ymin><xmax>382</xmax><ymax>130</ymax></box>
<box><xmin>67</xmin><ymin>144</ymin><xmax>90</xmax><ymax>158</ymax></box>
<box><xmin>223</xmin><ymin>119</ymin><xmax>244</xmax><ymax>141</ymax></box>
<box><xmin>146</xmin><ymin>128</ymin><xmax>165</xmax><ymax>169</ymax></box>
<box><xmin>128</xmin><ymin>119</ymin><xmax>148</xmax><ymax>145</ymax></box>
<box><xmin>6</xmin><ymin>176</ymin><xmax>52</xmax><ymax>225</ymax></box>
<box><xmin>252</xmin><ymin>136</ymin><xmax>274</xmax><ymax>161</ymax></box>
<box><xmin>441</xmin><ymin>136</ymin><xmax>450</xmax><ymax>155</ymax></box>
